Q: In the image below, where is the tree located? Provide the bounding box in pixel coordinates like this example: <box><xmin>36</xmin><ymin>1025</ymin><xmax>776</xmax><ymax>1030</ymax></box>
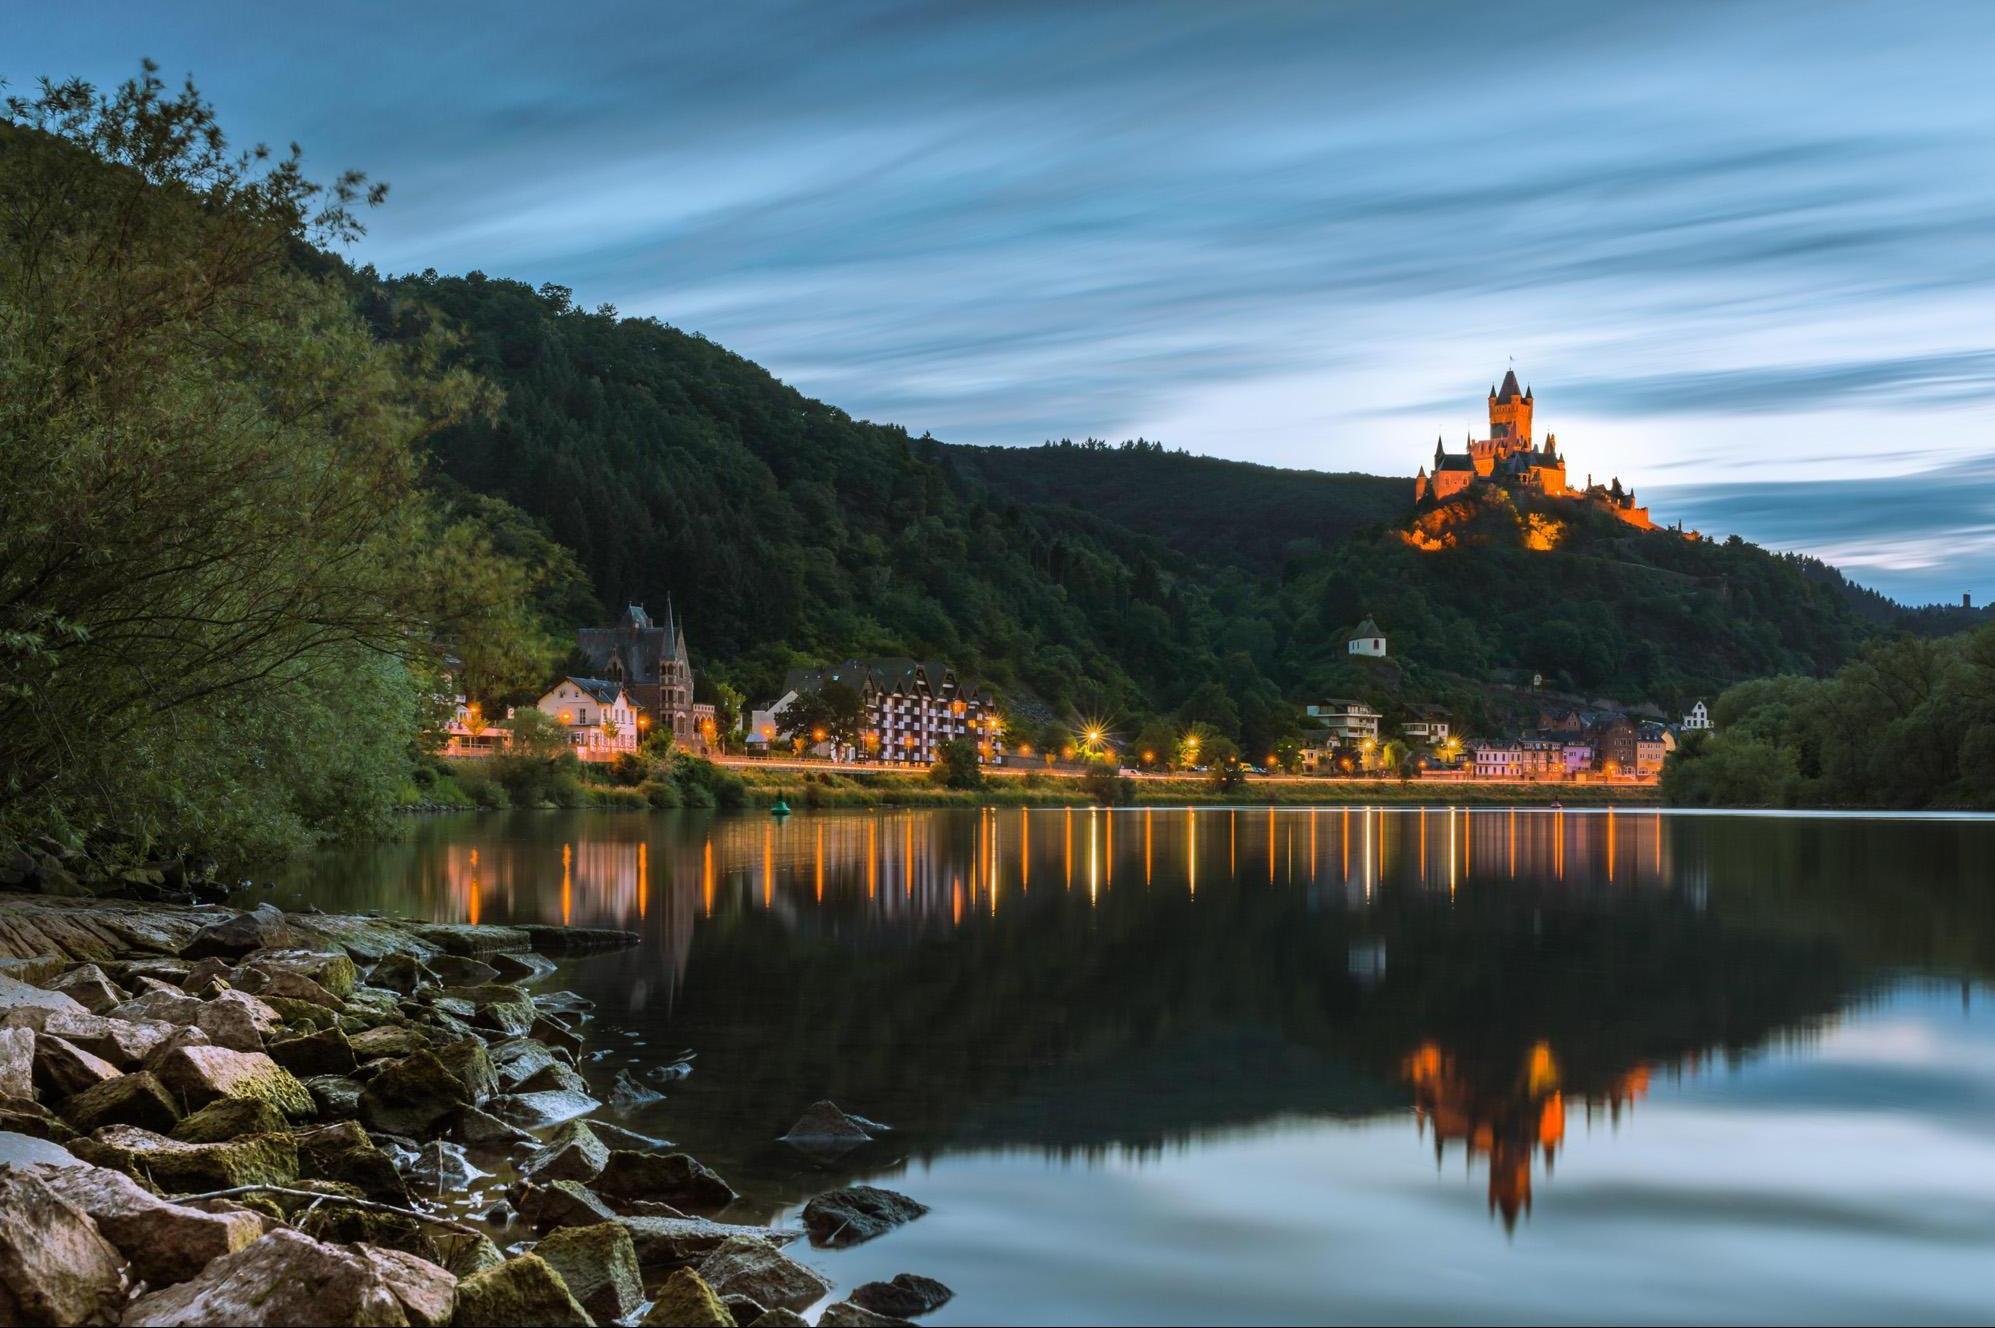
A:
<box><xmin>776</xmin><ymin>681</ymin><xmax>865</xmax><ymax>753</ymax></box>
<box><xmin>1132</xmin><ymin>718</ymin><xmax>1179</xmax><ymax>769</ymax></box>
<box><xmin>1202</xmin><ymin>734</ymin><xmax>1247</xmax><ymax>793</ymax></box>
<box><xmin>1272</xmin><ymin>735</ymin><xmax>1305</xmax><ymax>774</ymax></box>
<box><xmin>929</xmin><ymin>737</ymin><xmax>984</xmax><ymax>789</ymax></box>
<box><xmin>0</xmin><ymin>66</ymin><xmax>537</xmax><ymax>860</ymax></box>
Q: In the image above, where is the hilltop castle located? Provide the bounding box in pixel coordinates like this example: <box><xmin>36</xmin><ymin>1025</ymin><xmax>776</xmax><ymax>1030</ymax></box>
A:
<box><xmin>1413</xmin><ymin>370</ymin><xmax>1655</xmax><ymax>530</ymax></box>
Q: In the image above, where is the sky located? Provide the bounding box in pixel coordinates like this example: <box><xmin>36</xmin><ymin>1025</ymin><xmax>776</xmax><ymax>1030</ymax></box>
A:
<box><xmin>14</xmin><ymin>1</ymin><xmax>1995</xmax><ymax>604</ymax></box>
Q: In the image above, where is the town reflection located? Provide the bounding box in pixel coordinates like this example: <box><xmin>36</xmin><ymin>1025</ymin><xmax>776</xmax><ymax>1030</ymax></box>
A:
<box><xmin>272</xmin><ymin>807</ymin><xmax>1995</xmax><ymax>1225</ymax></box>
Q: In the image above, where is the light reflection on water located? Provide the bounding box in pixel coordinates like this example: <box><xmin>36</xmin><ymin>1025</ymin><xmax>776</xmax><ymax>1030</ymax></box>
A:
<box><xmin>269</xmin><ymin>807</ymin><xmax>1995</xmax><ymax>1324</ymax></box>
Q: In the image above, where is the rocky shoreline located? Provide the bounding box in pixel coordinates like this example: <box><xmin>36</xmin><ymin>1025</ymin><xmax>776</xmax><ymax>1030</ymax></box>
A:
<box><xmin>0</xmin><ymin>892</ymin><xmax>946</xmax><ymax>1327</ymax></box>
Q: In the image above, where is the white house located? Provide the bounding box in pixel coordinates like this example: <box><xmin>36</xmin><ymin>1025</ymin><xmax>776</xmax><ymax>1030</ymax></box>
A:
<box><xmin>536</xmin><ymin>677</ymin><xmax>641</xmax><ymax>760</ymax></box>
<box><xmin>1346</xmin><ymin>616</ymin><xmax>1387</xmax><ymax>658</ymax></box>
<box><xmin>1682</xmin><ymin>700</ymin><xmax>1712</xmax><ymax>730</ymax></box>
<box><xmin>1306</xmin><ymin>699</ymin><xmax>1382</xmax><ymax>746</ymax></box>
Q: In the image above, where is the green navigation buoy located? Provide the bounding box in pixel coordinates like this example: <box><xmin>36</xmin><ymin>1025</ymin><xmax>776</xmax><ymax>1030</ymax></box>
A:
<box><xmin>770</xmin><ymin>799</ymin><xmax>792</xmax><ymax>816</ymax></box>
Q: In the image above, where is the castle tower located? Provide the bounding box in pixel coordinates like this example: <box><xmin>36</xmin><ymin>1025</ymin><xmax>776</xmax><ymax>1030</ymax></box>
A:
<box><xmin>1488</xmin><ymin>369</ymin><xmax>1533</xmax><ymax>445</ymax></box>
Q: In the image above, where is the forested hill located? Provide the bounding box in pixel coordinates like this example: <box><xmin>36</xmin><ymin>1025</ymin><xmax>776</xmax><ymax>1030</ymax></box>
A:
<box><xmin>946</xmin><ymin>441</ymin><xmax>1407</xmax><ymax>573</ymax></box>
<box><xmin>362</xmin><ymin>270</ymin><xmax>1886</xmax><ymax>745</ymax></box>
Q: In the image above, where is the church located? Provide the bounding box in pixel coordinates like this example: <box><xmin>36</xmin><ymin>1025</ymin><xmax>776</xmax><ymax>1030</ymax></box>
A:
<box><xmin>1413</xmin><ymin>370</ymin><xmax>1655</xmax><ymax>530</ymax></box>
<box><xmin>575</xmin><ymin>600</ymin><xmax>698</xmax><ymax>744</ymax></box>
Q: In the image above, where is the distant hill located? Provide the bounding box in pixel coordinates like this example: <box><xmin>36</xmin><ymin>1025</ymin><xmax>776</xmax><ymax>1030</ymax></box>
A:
<box><xmin>946</xmin><ymin>441</ymin><xmax>1408</xmax><ymax>573</ymax></box>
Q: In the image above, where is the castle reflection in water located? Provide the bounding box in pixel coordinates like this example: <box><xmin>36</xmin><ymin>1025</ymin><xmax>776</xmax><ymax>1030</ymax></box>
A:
<box><xmin>422</xmin><ymin>805</ymin><xmax>1706</xmax><ymax>1226</ymax></box>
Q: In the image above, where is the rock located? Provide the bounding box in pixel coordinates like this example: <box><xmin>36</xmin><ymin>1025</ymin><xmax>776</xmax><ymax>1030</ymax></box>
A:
<box><xmin>295</xmin><ymin>1121</ymin><xmax>411</xmax><ymax>1205</ymax></box>
<box><xmin>356</xmin><ymin>1245</ymin><xmax>455</xmax><ymax>1328</ymax></box>
<box><xmin>433</xmin><ymin>1230</ymin><xmax>506</xmax><ymax>1280</ymax></box>
<box><xmin>443</xmin><ymin>985</ymin><xmax>536</xmax><ymax>1038</ymax></box>
<box><xmin>594</xmin><ymin>1151</ymin><xmax>736</xmax><ymax>1214</ymax></box>
<box><xmin>451</xmin><ymin>1104</ymin><xmax>535</xmax><ymax>1150</ymax></box>
<box><xmin>358</xmin><ymin>1051</ymin><xmax>471</xmax><ymax>1137</ymax></box>
<box><xmin>60</xmin><ymin>1069</ymin><xmax>182</xmax><ymax>1134</ymax></box>
<box><xmin>515</xmin><ymin>924</ymin><xmax>636</xmax><ymax>956</ymax></box>
<box><xmin>0</xmin><ymin>1127</ymin><xmax>89</xmax><ymax>1169</ymax></box>
<box><xmin>140</xmin><ymin>1025</ymin><xmax>213</xmax><ymax>1072</ymax></box>
<box><xmin>242</xmin><ymin>949</ymin><xmax>359</xmax><ymax>1000</ymax></box>
<box><xmin>185</xmin><ymin>974</ymin><xmax>232</xmax><ymax>1000</ymax></box>
<box><xmin>530</xmin><ymin>1016</ymin><xmax>584</xmax><ymax>1059</ymax></box>
<box><xmin>350</xmin><ymin>1025</ymin><xmax>433</xmax><ymax>1060</ymax></box>
<box><xmin>179</xmin><ymin>904</ymin><xmax>296</xmax><ymax>960</ymax></box>
<box><xmin>34</xmin><ymin>1033</ymin><xmax>123</xmax><ymax>1100</ymax></box>
<box><xmin>584</xmin><ymin>1121</ymin><xmax>670</xmax><ymax>1151</ymax></box>
<box><xmin>641</xmin><ymin>1268</ymin><xmax>736</xmax><ymax>1327</ymax></box>
<box><xmin>0</xmin><ymin>1025</ymin><xmax>33</xmax><ymax>1098</ymax></box>
<box><xmin>30</xmin><ymin>1162</ymin><xmax>261</xmax><ymax>1289</ymax></box>
<box><xmin>405</xmin><ymin>922</ymin><xmax>530</xmax><ymax>958</ymax></box>
<box><xmin>819</xmin><ymin>1302</ymin><xmax>913</xmax><ymax>1327</ymax></box>
<box><xmin>488</xmin><ymin>952</ymin><xmax>556</xmax><ymax>984</ymax></box>
<box><xmin>614</xmin><ymin>1215</ymin><xmax>795</xmax><ymax>1268</ymax></box>
<box><xmin>111</xmin><ymin>988</ymin><xmax>281</xmax><ymax>1053</ymax></box>
<box><xmin>47</xmin><ymin>964</ymin><xmax>127</xmax><ymax>1014</ymax></box>
<box><xmin>450</xmin><ymin>1253</ymin><xmax>591</xmax><ymax>1327</ymax></box>
<box><xmin>720</xmin><ymin>1294</ymin><xmax>765</xmax><ymax>1325</ymax></box>
<box><xmin>609</xmin><ymin>1068</ymin><xmax>664</xmax><ymax>1109</ymax></box>
<box><xmin>402</xmin><ymin>1139</ymin><xmax>485</xmax><ymax>1194</ymax></box>
<box><xmin>0</xmin><ymin>1094</ymin><xmax>77</xmax><ymax>1143</ymax></box>
<box><xmin>306</xmin><ymin>1073</ymin><xmax>363</xmax><ymax>1119</ymax></box>
<box><xmin>520</xmin><ymin>1120</ymin><xmax>607</xmax><ymax>1184</ymax></box>
<box><xmin>514</xmin><ymin>1060</ymin><xmax>589</xmax><ymax>1095</ymax></box>
<box><xmin>430</xmin><ymin>1037</ymin><xmax>499</xmax><ymax>1104</ymax></box>
<box><xmin>484</xmin><ymin>1089</ymin><xmax>599</xmax><ymax>1131</ymax></box>
<box><xmin>12</xmin><ymin>1007</ymin><xmax>178</xmax><ymax>1068</ymax></box>
<box><xmin>117</xmin><ymin>1228</ymin><xmax>405</xmax><ymax>1325</ymax></box>
<box><xmin>234</xmin><ymin>966</ymin><xmax>343</xmax><ymax>1010</ymax></box>
<box><xmin>516</xmin><ymin>1178</ymin><xmax>619</xmax><ymax>1232</ymax></box>
<box><xmin>532</xmin><ymin>991</ymin><xmax>593</xmax><ymax>1017</ymax></box>
<box><xmin>0</xmin><ymin>1169</ymin><xmax>128</xmax><ymax>1326</ymax></box>
<box><xmin>801</xmin><ymin>1187</ymin><xmax>929</xmax><ymax>1248</ymax></box>
<box><xmin>752</xmin><ymin>1311</ymin><xmax>809</xmax><ymax>1327</ymax></box>
<box><xmin>694</xmin><ymin>1235</ymin><xmax>833</xmax><ymax>1314</ymax></box>
<box><xmin>268</xmin><ymin>1024</ymin><xmax>358</xmax><ymax>1077</ymax></box>
<box><xmin>153</xmin><ymin>1044</ymin><xmax>315</xmax><ymax>1119</ymax></box>
<box><xmin>74</xmin><ymin>1124</ymin><xmax>300</xmax><ymax>1192</ymax></box>
<box><xmin>848</xmin><ymin>1274</ymin><xmax>954</xmax><ymax>1319</ymax></box>
<box><xmin>0</xmin><ymin>972</ymin><xmax>87</xmax><ymax>1016</ymax></box>
<box><xmin>367</xmin><ymin>954</ymin><xmax>436</xmax><ymax>996</ymax></box>
<box><xmin>298</xmin><ymin>1200</ymin><xmax>430</xmax><ymax>1258</ymax></box>
<box><xmin>488</xmin><ymin>1039</ymin><xmax>563</xmax><ymax>1091</ymax></box>
<box><xmin>171</xmin><ymin>1095</ymin><xmax>287</xmax><ymax>1142</ymax></box>
<box><xmin>779</xmin><ymin>1101</ymin><xmax>874</xmax><ymax>1149</ymax></box>
<box><xmin>533</xmin><ymin>1222</ymin><xmax>642</xmax><ymax>1323</ymax></box>
<box><xmin>426</xmin><ymin>955</ymin><xmax>500</xmax><ymax>987</ymax></box>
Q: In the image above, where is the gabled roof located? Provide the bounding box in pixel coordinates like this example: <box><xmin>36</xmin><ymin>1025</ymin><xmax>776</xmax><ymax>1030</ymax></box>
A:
<box><xmin>1350</xmin><ymin>616</ymin><xmax>1383</xmax><ymax>640</ymax></box>
<box><xmin>783</xmin><ymin>658</ymin><xmax>989</xmax><ymax>705</ymax></box>
<box><xmin>558</xmin><ymin>677</ymin><xmax>626</xmax><ymax>706</ymax></box>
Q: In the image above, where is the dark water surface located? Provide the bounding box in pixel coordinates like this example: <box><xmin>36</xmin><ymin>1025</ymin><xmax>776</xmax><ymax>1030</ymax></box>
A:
<box><xmin>268</xmin><ymin>807</ymin><xmax>1995</xmax><ymax>1324</ymax></box>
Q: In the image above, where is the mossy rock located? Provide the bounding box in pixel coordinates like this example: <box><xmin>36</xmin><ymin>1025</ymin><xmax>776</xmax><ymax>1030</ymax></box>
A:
<box><xmin>533</xmin><ymin>1221</ymin><xmax>642</xmax><ymax>1322</ymax></box>
<box><xmin>451</xmin><ymin>1253</ymin><xmax>591</xmax><ymax>1326</ymax></box>
<box><xmin>642</xmin><ymin>1268</ymin><xmax>736</xmax><ymax>1326</ymax></box>
<box><xmin>73</xmin><ymin>1125</ymin><xmax>300</xmax><ymax>1193</ymax></box>
<box><xmin>299</xmin><ymin>1200</ymin><xmax>434</xmax><ymax>1258</ymax></box>
<box><xmin>170</xmin><ymin>1095</ymin><xmax>287</xmax><ymax>1142</ymax></box>
<box><xmin>262</xmin><ymin>995</ymin><xmax>341</xmax><ymax>1030</ymax></box>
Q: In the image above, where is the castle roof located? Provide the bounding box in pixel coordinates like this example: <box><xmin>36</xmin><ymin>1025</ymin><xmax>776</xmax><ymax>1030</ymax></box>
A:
<box><xmin>1494</xmin><ymin>368</ymin><xmax>1525</xmax><ymax>402</ymax></box>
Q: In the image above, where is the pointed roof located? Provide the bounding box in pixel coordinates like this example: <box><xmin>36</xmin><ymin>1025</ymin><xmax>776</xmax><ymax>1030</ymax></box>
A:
<box><xmin>1496</xmin><ymin>368</ymin><xmax>1524</xmax><ymax>402</ymax></box>
<box><xmin>1350</xmin><ymin>616</ymin><xmax>1383</xmax><ymax>641</ymax></box>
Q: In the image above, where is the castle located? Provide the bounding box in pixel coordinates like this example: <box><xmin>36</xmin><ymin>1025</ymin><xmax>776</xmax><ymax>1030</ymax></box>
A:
<box><xmin>575</xmin><ymin>599</ymin><xmax>698</xmax><ymax>744</ymax></box>
<box><xmin>1413</xmin><ymin>370</ymin><xmax>1655</xmax><ymax>530</ymax></box>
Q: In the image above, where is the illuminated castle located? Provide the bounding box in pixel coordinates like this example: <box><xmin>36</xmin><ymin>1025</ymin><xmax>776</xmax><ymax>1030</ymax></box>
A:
<box><xmin>1413</xmin><ymin>370</ymin><xmax>1655</xmax><ymax>531</ymax></box>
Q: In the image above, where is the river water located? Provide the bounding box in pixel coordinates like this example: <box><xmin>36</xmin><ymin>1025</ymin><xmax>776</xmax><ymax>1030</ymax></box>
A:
<box><xmin>268</xmin><ymin>806</ymin><xmax>1995</xmax><ymax>1324</ymax></box>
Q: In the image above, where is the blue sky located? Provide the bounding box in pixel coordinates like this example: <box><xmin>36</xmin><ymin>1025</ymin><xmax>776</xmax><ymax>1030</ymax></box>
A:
<box><xmin>15</xmin><ymin>1</ymin><xmax>1995</xmax><ymax>604</ymax></box>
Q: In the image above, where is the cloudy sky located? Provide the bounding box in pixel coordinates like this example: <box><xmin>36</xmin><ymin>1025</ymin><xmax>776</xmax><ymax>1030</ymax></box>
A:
<box><xmin>16</xmin><ymin>1</ymin><xmax>1995</xmax><ymax>603</ymax></box>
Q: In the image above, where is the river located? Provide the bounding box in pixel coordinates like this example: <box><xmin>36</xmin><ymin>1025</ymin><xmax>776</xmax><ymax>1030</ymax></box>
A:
<box><xmin>266</xmin><ymin>806</ymin><xmax>1995</xmax><ymax>1324</ymax></box>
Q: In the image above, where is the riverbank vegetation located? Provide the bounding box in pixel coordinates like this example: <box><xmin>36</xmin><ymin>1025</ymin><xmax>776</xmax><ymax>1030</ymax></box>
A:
<box><xmin>1663</xmin><ymin>625</ymin><xmax>1995</xmax><ymax>809</ymax></box>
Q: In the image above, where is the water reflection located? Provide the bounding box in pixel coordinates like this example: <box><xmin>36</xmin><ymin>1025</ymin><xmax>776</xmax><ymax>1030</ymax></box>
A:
<box><xmin>270</xmin><ymin>807</ymin><xmax>1993</xmax><ymax>1238</ymax></box>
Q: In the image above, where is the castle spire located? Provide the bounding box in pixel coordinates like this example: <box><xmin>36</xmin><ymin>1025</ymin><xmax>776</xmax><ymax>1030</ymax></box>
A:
<box><xmin>1496</xmin><ymin>368</ymin><xmax>1524</xmax><ymax>403</ymax></box>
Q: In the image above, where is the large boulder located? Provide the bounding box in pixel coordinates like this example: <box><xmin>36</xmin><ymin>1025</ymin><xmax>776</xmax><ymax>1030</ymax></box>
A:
<box><xmin>441</xmin><ymin>985</ymin><xmax>536</xmax><ymax>1038</ymax></box>
<box><xmin>355</xmin><ymin>1245</ymin><xmax>455</xmax><ymax>1328</ymax></box>
<box><xmin>0</xmin><ymin>1094</ymin><xmax>76</xmax><ymax>1144</ymax></box>
<box><xmin>305</xmin><ymin>1073</ymin><xmax>363</xmax><ymax>1119</ymax></box>
<box><xmin>487</xmin><ymin>1039</ymin><xmax>563</xmax><ymax>1091</ymax></box>
<box><xmin>267</xmin><ymin>1024</ymin><xmax>358</xmax><ymax>1077</ymax></box>
<box><xmin>483</xmin><ymin>1089</ymin><xmax>598</xmax><ymax>1131</ymax></box>
<box><xmin>520</xmin><ymin>1120</ymin><xmax>608</xmax><ymax>1185</ymax></box>
<box><xmin>641</xmin><ymin>1268</ymin><xmax>736</xmax><ymax>1327</ymax></box>
<box><xmin>848</xmin><ymin>1274</ymin><xmax>954</xmax><ymax>1319</ymax></box>
<box><xmin>367</xmin><ymin>954</ymin><xmax>436</xmax><ymax>996</ymax></box>
<box><xmin>349</xmin><ymin>1025</ymin><xmax>433</xmax><ymax>1060</ymax></box>
<box><xmin>0</xmin><ymin>1169</ymin><xmax>128</xmax><ymax>1326</ymax></box>
<box><xmin>614</xmin><ymin>1215</ymin><xmax>795</xmax><ymax>1268</ymax></box>
<box><xmin>0</xmin><ymin>1025</ymin><xmax>33</xmax><ymax>1098</ymax></box>
<box><xmin>59</xmin><ymin>1070</ymin><xmax>182</xmax><ymax>1135</ymax></box>
<box><xmin>74</xmin><ymin>1124</ymin><xmax>299</xmax><ymax>1193</ymax></box>
<box><xmin>429</xmin><ymin>1037</ymin><xmax>498</xmax><ymax>1104</ymax></box>
<box><xmin>694</xmin><ymin>1235</ymin><xmax>832</xmax><ymax>1314</ymax></box>
<box><xmin>0</xmin><ymin>972</ymin><xmax>87</xmax><ymax>1017</ymax></box>
<box><xmin>30</xmin><ymin>1162</ymin><xmax>262</xmax><ymax>1289</ymax></box>
<box><xmin>532</xmin><ymin>1222</ymin><xmax>643</xmax><ymax>1323</ymax></box>
<box><xmin>449</xmin><ymin>1254</ymin><xmax>591</xmax><ymax>1327</ymax></box>
<box><xmin>14</xmin><ymin>1008</ymin><xmax>178</xmax><ymax>1068</ymax></box>
<box><xmin>294</xmin><ymin>1121</ymin><xmax>411</xmax><ymax>1205</ymax></box>
<box><xmin>178</xmin><ymin>905</ymin><xmax>297</xmax><ymax>960</ymax></box>
<box><xmin>801</xmin><ymin>1186</ymin><xmax>929</xmax><ymax>1247</ymax></box>
<box><xmin>512</xmin><ymin>1060</ymin><xmax>589</xmax><ymax>1096</ymax></box>
<box><xmin>779</xmin><ymin>1101</ymin><xmax>875</xmax><ymax>1150</ymax></box>
<box><xmin>239</xmin><ymin>949</ymin><xmax>360</xmax><ymax>1000</ymax></box>
<box><xmin>0</xmin><ymin>1127</ymin><xmax>89</xmax><ymax>1170</ymax></box>
<box><xmin>235</xmin><ymin>966</ymin><xmax>345</xmax><ymax>1011</ymax></box>
<box><xmin>33</xmin><ymin>1033</ymin><xmax>123</xmax><ymax>1100</ymax></box>
<box><xmin>451</xmin><ymin>1105</ymin><xmax>534</xmax><ymax>1150</ymax></box>
<box><xmin>117</xmin><ymin>1228</ymin><xmax>407</xmax><ymax>1326</ymax></box>
<box><xmin>47</xmin><ymin>964</ymin><xmax>128</xmax><ymax>1015</ymax></box>
<box><xmin>819</xmin><ymin>1302</ymin><xmax>913</xmax><ymax>1327</ymax></box>
<box><xmin>357</xmin><ymin>1051</ymin><xmax>469</xmax><ymax>1137</ymax></box>
<box><xmin>110</xmin><ymin>988</ymin><xmax>281</xmax><ymax>1054</ymax></box>
<box><xmin>515</xmin><ymin>1179</ymin><xmax>619</xmax><ymax>1232</ymax></box>
<box><xmin>424</xmin><ymin>956</ymin><xmax>499</xmax><ymax>987</ymax></box>
<box><xmin>594</xmin><ymin>1151</ymin><xmax>735</xmax><ymax>1214</ymax></box>
<box><xmin>171</xmin><ymin>1096</ymin><xmax>288</xmax><ymax>1143</ymax></box>
<box><xmin>152</xmin><ymin>1045</ymin><xmax>315</xmax><ymax>1119</ymax></box>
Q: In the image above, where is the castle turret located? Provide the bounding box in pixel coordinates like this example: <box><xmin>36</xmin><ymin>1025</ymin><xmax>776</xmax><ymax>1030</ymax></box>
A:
<box><xmin>1489</xmin><ymin>368</ymin><xmax>1533</xmax><ymax>443</ymax></box>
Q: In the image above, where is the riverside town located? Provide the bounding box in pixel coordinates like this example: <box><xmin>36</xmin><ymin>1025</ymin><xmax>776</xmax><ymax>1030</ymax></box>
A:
<box><xmin>4</xmin><ymin>9</ymin><xmax>1995</xmax><ymax>1328</ymax></box>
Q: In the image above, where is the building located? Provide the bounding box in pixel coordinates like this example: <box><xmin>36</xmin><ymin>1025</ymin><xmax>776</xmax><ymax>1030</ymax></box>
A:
<box><xmin>439</xmin><ymin>696</ymin><xmax>506</xmax><ymax>758</ymax></box>
<box><xmin>576</xmin><ymin>601</ymin><xmax>698</xmax><ymax>747</ymax></box>
<box><xmin>1306</xmin><ymin>699</ymin><xmax>1382</xmax><ymax>745</ymax></box>
<box><xmin>1347</xmin><ymin>616</ymin><xmax>1387</xmax><ymax>658</ymax></box>
<box><xmin>1469</xmin><ymin>739</ymin><xmax>1523</xmax><ymax>780</ymax></box>
<box><xmin>760</xmin><ymin>658</ymin><xmax>1003</xmax><ymax>766</ymax></box>
<box><xmin>536</xmin><ymin>678</ymin><xmax>640</xmax><ymax>760</ymax></box>
<box><xmin>1412</xmin><ymin>370</ymin><xmax>1658</xmax><ymax>531</ymax></box>
<box><xmin>1682</xmin><ymin>700</ymin><xmax>1712</xmax><ymax>731</ymax></box>
<box><xmin>1589</xmin><ymin>715</ymin><xmax>1666</xmax><ymax>778</ymax></box>
<box><xmin>1401</xmin><ymin>705</ymin><xmax>1451</xmax><ymax>746</ymax></box>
